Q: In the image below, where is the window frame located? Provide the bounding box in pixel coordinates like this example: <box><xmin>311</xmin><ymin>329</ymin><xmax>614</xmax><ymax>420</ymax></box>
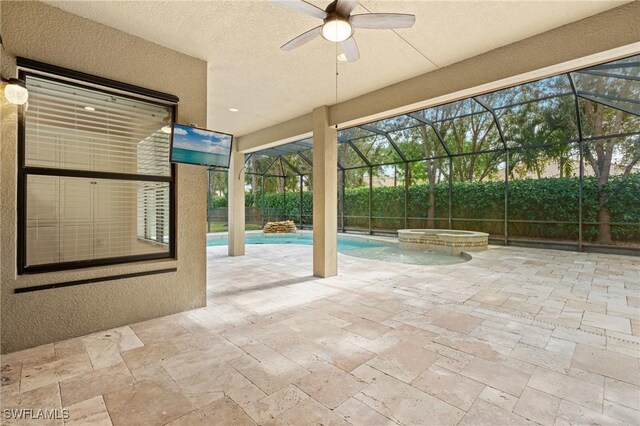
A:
<box><xmin>17</xmin><ymin>65</ymin><xmax>177</xmax><ymax>274</ymax></box>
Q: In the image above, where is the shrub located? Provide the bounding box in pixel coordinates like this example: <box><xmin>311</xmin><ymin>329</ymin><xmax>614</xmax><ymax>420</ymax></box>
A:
<box><xmin>208</xmin><ymin>173</ymin><xmax>640</xmax><ymax>242</ymax></box>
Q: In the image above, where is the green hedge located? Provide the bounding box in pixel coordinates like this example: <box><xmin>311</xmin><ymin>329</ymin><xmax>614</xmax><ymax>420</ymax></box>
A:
<box><xmin>210</xmin><ymin>173</ymin><xmax>640</xmax><ymax>242</ymax></box>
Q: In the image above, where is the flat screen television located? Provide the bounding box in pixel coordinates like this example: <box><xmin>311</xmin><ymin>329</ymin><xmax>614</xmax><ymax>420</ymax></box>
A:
<box><xmin>170</xmin><ymin>124</ymin><xmax>233</xmax><ymax>168</ymax></box>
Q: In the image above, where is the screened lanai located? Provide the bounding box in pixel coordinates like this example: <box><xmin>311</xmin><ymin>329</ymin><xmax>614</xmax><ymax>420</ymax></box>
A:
<box><xmin>209</xmin><ymin>55</ymin><xmax>640</xmax><ymax>253</ymax></box>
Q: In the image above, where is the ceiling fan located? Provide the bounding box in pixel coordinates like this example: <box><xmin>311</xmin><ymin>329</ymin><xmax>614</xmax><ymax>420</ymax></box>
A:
<box><xmin>270</xmin><ymin>0</ymin><xmax>416</xmax><ymax>62</ymax></box>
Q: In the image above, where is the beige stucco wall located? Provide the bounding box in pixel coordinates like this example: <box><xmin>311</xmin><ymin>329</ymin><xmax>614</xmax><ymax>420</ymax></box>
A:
<box><xmin>0</xmin><ymin>1</ymin><xmax>208</xmax><ymax>353</ymax></box>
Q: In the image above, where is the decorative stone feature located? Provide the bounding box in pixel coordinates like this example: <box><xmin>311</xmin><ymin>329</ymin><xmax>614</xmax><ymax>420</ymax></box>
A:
<box><xmin>398</xmin><ymin>229</ymin><xmax>489</xmax><ymax>256</ymax></box>
<box><xmin>263</xmin><ymin>220</ymin><xmax>297</xmax><ymax>234</ymax></box>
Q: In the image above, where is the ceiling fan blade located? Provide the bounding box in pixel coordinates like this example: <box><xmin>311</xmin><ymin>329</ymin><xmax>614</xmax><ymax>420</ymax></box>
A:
<box><xmin>335</xmin><ymin>0</ymin><xmax>358</xmax><ymax>17</ymax></box>
<box><xmin>281</xmin><ymin>26</ymin><xmax>323</xmax><ymax>51</ymax></box>
<box><xmin>269</xmin><ymin>0</ymin><xmax>327</xmax><ymax>20</ymax></box>
<box><xmin>350</xmin><ymin>13</ymin><xmax>416</xmax><ymax>29</ymax></box>
<box><xmin>339</xmin><ymin>37</ymin><xmax>360</xmax><ymax>62</ymax></box>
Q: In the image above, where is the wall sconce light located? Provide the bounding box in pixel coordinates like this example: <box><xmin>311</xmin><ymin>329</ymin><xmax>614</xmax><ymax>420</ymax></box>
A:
<box><xmin>2</xmin><ymin>78</ymin><xmax>29</xmax><ymax>105</ymax></box>
<box><xmin>0</xmin><ymin>35</ymin><xmax>28</xmax><ymax>105</ymax></box>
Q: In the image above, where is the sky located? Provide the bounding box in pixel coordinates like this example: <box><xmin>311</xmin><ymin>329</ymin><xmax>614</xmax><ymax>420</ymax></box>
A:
<box><xmin>173</xmin><ymin>125</ymin><xmax>232</xmax><ymax>155</ymax></box>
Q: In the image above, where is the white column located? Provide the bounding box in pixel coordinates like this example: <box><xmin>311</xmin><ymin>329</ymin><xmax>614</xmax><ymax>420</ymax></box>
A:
<box><xmin>228</xmin><ymin>148</ymin><xmax>245</xmax><ymax>256</ymax></box>
<box><xmin>312</xmin><ymin>106</ymin><xmax>338</xmax><ymax>277</ymax></box>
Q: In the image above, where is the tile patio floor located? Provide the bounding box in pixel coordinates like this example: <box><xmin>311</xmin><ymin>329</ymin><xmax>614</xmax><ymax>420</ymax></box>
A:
<box><xmin>2</xmin><ymin>243</ymin><xmax>639</xmax><ymax>425</ymax></box>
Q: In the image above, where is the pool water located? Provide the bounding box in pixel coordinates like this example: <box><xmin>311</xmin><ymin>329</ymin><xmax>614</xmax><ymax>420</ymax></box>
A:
<box><xmin>206</xmin><ymin>233</ymin><xmax>470</xmax><ymax>266</ymax></box>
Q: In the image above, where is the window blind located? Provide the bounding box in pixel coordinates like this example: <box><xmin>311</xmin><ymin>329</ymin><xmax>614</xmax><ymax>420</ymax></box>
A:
<box><xmin>25</xmin><ymin>76</ymin><xmax>172</xmax><ymax>176</ymax></box>
<box><xmin>21</xmin><ymin>73</ymin><xmax>174</xmax><ymax>272</ymax></box>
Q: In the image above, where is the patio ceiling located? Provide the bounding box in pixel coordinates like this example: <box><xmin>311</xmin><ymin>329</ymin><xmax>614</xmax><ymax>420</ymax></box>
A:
<box><xmin>42</xmin><ymin>0</ymin><xmax>632</xmax><ymax>137</ymax></box>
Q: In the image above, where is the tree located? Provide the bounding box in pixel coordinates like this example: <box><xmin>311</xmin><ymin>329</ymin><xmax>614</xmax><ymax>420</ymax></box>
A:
<box><xmin>579</xmin><ymin>71</ymin><xmax>639</xmax><ymax>244</ymax></box>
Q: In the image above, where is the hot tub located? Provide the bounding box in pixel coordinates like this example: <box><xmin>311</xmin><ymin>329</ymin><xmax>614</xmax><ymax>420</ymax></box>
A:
<box><xmin>398</xmin><ymin>229</ymin><xmax>489</xmax><ymax>256</ymax></box>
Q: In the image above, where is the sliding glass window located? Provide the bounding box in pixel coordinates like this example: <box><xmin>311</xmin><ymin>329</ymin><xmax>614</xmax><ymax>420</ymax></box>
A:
<box><xmin>19</xmin><ymin>73</ymin><xmax>175</xmax><ymax>273</ymax></box>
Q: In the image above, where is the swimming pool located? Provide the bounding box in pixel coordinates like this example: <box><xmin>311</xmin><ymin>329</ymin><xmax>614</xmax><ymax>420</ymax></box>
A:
<box><xmin>206</xmin><ymin>233</ymin><xmax>470</xmax><ymax>266</ymax></box>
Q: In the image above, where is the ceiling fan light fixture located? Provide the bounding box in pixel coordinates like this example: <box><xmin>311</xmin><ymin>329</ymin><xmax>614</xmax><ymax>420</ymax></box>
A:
<box><xmin>321</xmin><ymin>16</ymin><xmax>352</xmax><ymax>42</ymax></box>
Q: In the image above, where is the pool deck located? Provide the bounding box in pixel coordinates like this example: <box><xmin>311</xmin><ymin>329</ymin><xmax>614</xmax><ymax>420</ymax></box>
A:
<box><xmin>1</xmin><ymin>244</ymin><xmax>639</xmax><ymax>425</ymax></box>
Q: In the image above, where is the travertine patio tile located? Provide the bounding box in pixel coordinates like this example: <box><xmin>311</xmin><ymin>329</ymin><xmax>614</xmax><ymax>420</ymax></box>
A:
<box><xmin>336</xmin><ymin>302</ymin><xmax>397</xmax><ymax>323</ymax></box>
<box><xmin>161</xmin><ymin>344</ymin><xmax>244</xmax><ymax>381</ymax></box>
<box><xmin>432</xmin><ymin>354</ymin><xmax>470</xmax><ymax>373</ymax></box>
<box><xmin>510</xmin><ymin>343</ymin><xmax>572</xmax><ymax>373</ymax></box>
<box><xmin>355</xmin><ymin>374</ymin><xmax>465</xmax><ymax>425</ymax></box>
<box><xmin>2</xmin><ymin>383</ymin><xmax>62</xmax><ymax>426</ymax></box>
<box><xmin>513</xmin><ymin>386</ymin><xmax>560</xmax><ymax>425</ymax></box>
<box><xmin>477</xmin><ymin>386</ymin><xmax>518</xmax><ymax>411</ymax></box>
<box><xmin>1</xmin><ymin>359</ymin><xmax>21</xmax><ymax>393</ymax></box>
<box><xmin>470</xmin><ymin>291</ymin><xmax>511</xmax><ymax>306</ymax></box>
<box><xmin>2</xmin><ymin>344</ymin><xmax>56</xmax><ymax>369</ymax></box>
<box><xmin>65</xmin><ymin>395</ymin><xmax>112</xmax><ymax>426</ymax></box>
<box><xmin>528</xmin><ymin>368</ymin><xmax>604</xmax><ymax>411</ymax></box>
<box><xmin>504</xmin><ymin>321</ymin><xmax>553</xmax><ymax>348</ymax></box>
<box><xmin>350</xmin><ymin>363</ymin><xmax>385</xmax><ymax>384</ymax></box>
<box><xmin>554</xmin><ymin>399</ymin><xmax>621</xmax><ymax>426</ymax></box>
<box><xmin>4</xmin><ymin>244</ymin><xmax>640</xmax><ymax>425</ymax></box>
<box><xmin>173</xmin><ymin>360</ymin><xmax>258</xmax><ymax>409</ymax></box>
<box><xmin>460</xmin><ymin>356</ymin><xmax>530</xmax><ymax>396</ymax></box>
<box><xmin>469</xmin><ymin>324</ymin><xmax>521</xmax><ymax>348</ymax></box>
<box><xmin>572</xmin><ymin>343</ymin><xmax>639</xmax><ymax>385</ymax></box>
<box><xmin>391</xmin><ymin>308</ymin><xmax>449</xmax><ymax>330</ymax></box>
<box><xmin>166</xmin><ymin>396</ymin><xmax>256</xmax><ymax>426</ymax></box>
<box><xmin>551</xmin><ymin>327</ymin><xmax>606</xmax><ymax>348</ymax></box>
<box><xmin>262</xmin><ymin>397</ymin><xmax>350</xmax><ymax>426</ymax></box>
<box><xmin>603</xmin><ymin>400</ymin><xmax>640</xmax><ymax>425</ymax></box>
<box><xmin>588</xmin><ymin>291</ymin><xmax>627</xmax><ymax>306</ymax></box>
<box><xmin>334</xmin><ymin>397</ymin><xmax>398</xmax><ymax>425</ymax></box>
<box><xmin>604</xmin><ymin>377</ymin><xmax>640</xmax><ymax>410</ymax></box>
<box><xmin>434</xmin><ymin>335</ymin><xmax>509</xmax><ymax>361</ymax></box>
<box><xmin>229</xmin><ymin>343</ymin><xmax>310</xmax><ymax>394</ymax></box>
<box><xmin>129</xmin><ymin>362</ymin><xmax>174</xmax><ymax>385</ymax></box>
<box><xmin>344</xmin><ymin>318</ymin><xmax>393</xmax><ymax>340</ymax></box>
<box><xmin>21</xmin><ymin>352</ymin><xmax>93</xmax><ymax>393</ymax></box>
<box><xmin>366</xmin><ymin>341</ymin><xmax>439</xmax><ymax>383</ymax></box>
<box><xmin>566</xmin><ymin>299</ymin><xmax>607</xmax><ymax>314</ymax></box>
<box><xmin>568</xmin><ymin>366</ymin><xmax>605</xmax><ymax>386</ymax></box>
<box><xmin>120</xmin><ymin>340</ymin><xmax>182</xmax><ymax>370</ymax></box>
<box><xmin>295</xmin><ymin>363</ymin><xmax>366</xmax><ymax>409</ymax></box>
<box><xmin>340</xmin><ymin>330</ymin><xmax>399</xmax><ymax>355</ymax></box>
<box><xmin>606</xmin><ymin>330</ymin><xmax>640</xmax><ymax>346</ymax></box>
<box><xmin>259</xmin><ymin>332</ymin><xmax>326</xmax><ymax>367</ymax></box>
<box><xmin>53</xmin><ymin>339</ymin><xmax>86</xmax><ymax>360</ymax></box>
<box><xmin>103</xmin><ymin>378</ymin><xmax>193</xmax><ymax>426</ymax></box>
<box><xmin>381</xmin><ymin>324</ymin><xmax>438</xmax><ymax>347</ymax></box>
<box><xmin>82</xmin><ymin>326</ymin><xmax>143</xmax><ymax>370</ymax></box>
<box><xmin>241</xmin><ymin>384</ymin><xmax>307</xmax><ymax>424</ymax></box>
<box><xmin>315</xmin><ymin>337</ymin><xmax>375</xmax><ymax>372</ymax></box>
<box><xmin>59</xmin><ymin>361</ymin><xmax>134</xmax><ymax>407</ymax></box>
<box><xmin>458</xmin><ymin>399</ymin><xmax>535</xmax><ymax>426</ymax></box>
<box><xmin>411</xmin><ymin>364</ymin><xmax>484</xmax><ymax>411</ymax></box>
<box><xmin>220</xmin><ymin>322</ymin><xmax>268</xmax><ymax>346</ymax></box>
<box><xmin>431</xmin><ymin>312</ymin><xmax>484</xmax><ymax>334</ymax></box>
<box><xmin>582</xmin><ymin>312</ymin><xmax>632</xmax><ymax>334</ymax></box>
<box><xmin>185</xmin><ymin>308</ymin><xmax>232</xmax><ymax>333</ymax></box>
<box><xmin>545</xmin><ymin>336</ymin><xmax>576</xmax><ymax>354</ymax></box>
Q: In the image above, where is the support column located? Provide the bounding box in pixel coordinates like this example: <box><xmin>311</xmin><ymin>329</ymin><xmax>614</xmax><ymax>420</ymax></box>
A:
<box><xmin>228</xmin><ymin>148</ymin><xmax>245</xmax><ymax>256</ymax></box>
<box><xmin>312</xmin><ymin>106</ymin><xmax>337</xmax><ymax>278</ymax></box>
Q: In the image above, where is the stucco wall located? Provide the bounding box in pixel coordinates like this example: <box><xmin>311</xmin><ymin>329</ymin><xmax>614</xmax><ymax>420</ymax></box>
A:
<box><xmin>0</xmin><ymin>1</ymin><xmax>208</xmax><ymax>353</ymax></box>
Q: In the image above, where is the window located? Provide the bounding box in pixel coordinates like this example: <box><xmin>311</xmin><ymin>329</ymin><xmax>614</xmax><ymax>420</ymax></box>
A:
<box><xmin>19</xmin><ymin>71</ymin><xmax>175</xmax><ymax>273</ymax></box>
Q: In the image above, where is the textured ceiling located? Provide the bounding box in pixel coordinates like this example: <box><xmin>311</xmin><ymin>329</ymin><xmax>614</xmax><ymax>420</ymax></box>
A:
<box><xmin>43</xmin><ymin>0</ymin><xmax>631</xmax><ymax>137</ymax></box>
